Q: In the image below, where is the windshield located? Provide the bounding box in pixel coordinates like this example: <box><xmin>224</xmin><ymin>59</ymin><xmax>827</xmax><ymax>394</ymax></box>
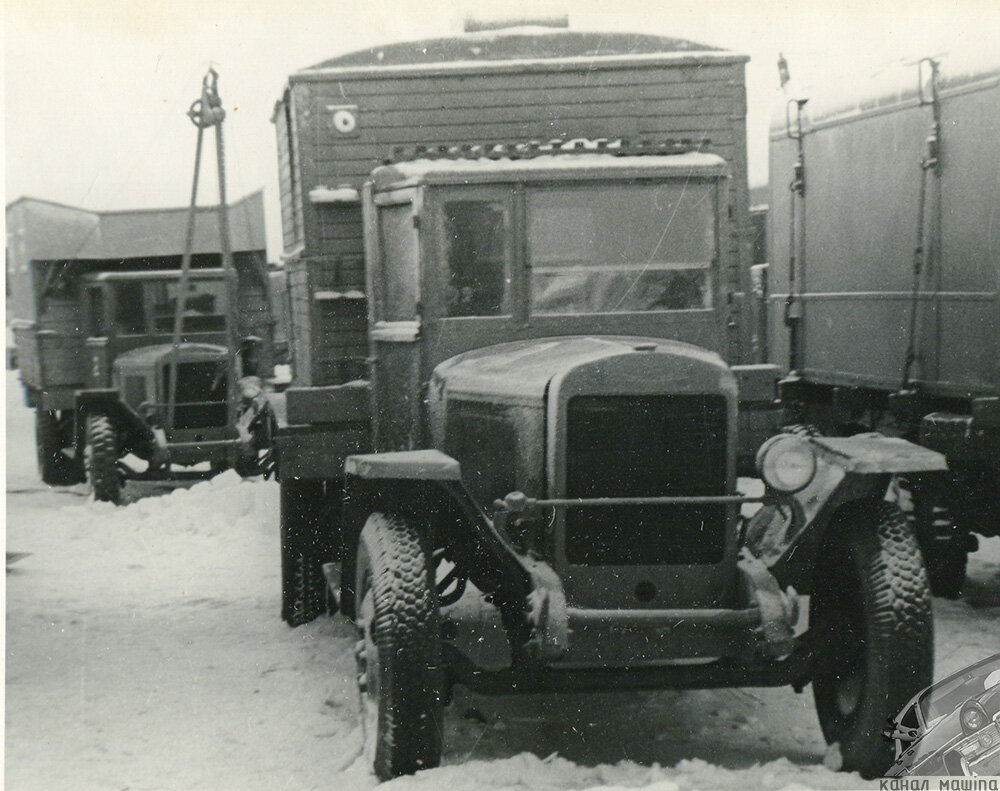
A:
<box><xmin>149</xmin><ymin>278</ymin><xmax>227</xmax><ymax>333</ymax></box>
<box><xmin>918</xmin><ymin>654</ymin><xmax>1000</xmax><ymax>726</ymax></box>
<box><xmin>527</xmin><ymin>182</ymin><xmax>716</xmax><ymax>314</ymax></box>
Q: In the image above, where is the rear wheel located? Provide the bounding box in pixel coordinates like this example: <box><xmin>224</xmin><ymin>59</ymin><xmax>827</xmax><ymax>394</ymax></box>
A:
<box><xmin>898</xmin><ymin>475</ymin><xmax>968</xmax><ymax>599</ymax></box>
<box><xmin>85</xmin><ymin>412</ymin><xmax>122</xmax><ymax>504</ymax></box>
<box><xmin>35</xmin><ymin>409</ymin><xmax>81</xmax><ymax>486</ymax></box>
<box><xmin>811</xmin><ymin>502</ymin><xmax>933</xmax><ymax>779</ymax></box>
<box><xmin>355</xmin><ymin>512</ymin><xmax>442</xmax><ymax>780</ymax></box>
<box><xmin>279</xmin><ymin>479</ymin><xmax>331</xmax><ymax>626</ymax></box>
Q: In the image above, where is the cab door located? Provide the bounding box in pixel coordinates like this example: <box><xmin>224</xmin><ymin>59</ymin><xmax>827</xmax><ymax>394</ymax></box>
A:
<box><xmin>365</xmin><ymin>186</ymin><xmax>422</xmax><ymax>451</ymax></box>
<box><xmin>84</xmin><ymin>284</ymin><xmax>112</xmax><ymax>387</ymax></box>
<box><xmin>419</xmin><ymin>186</ymin><xmax>519</xmax><ymax>369</ymax></box>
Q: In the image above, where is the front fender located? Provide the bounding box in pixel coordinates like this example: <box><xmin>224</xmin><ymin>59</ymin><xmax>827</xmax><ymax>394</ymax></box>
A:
<box><xmin>340</xmin><ymin>451</ymin><xmax>534</xmax><ymax>633</ymax></box>
<box><xmin>75</xmin><ymin>389</ymin><xmax>157</xmax><ymax>459</ymax></box>
<box><xmin>745</xmin><ymin>433</ymin><xmax>947</xmax><ymax>592</ymax></box>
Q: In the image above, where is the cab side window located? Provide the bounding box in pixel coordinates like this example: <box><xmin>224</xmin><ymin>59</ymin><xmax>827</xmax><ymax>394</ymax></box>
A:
<box><xmin>443</xmin><ymin>200</ymin><xmax>509</xmax><ymax>317</ymax></box>
<box><xmin>115</xmin><ymin>281</ymin><xmax>146</xmax><ymax>334</ymax></box>
<box><xmin>87</xmin><ymin>287</ymin><xmax>107</xmax><ymax>336</ymax></box>
<box><xmin>378</xmin><ymin>204</ymin><xmax>420</xmax><ymax>321</ymax></box>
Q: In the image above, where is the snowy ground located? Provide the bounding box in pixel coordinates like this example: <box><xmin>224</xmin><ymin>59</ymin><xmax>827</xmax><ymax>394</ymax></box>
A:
<box><xmin>6</xmin><ymin>369</ymin><xmax>1000</xmax><ymax>791</ymax></box>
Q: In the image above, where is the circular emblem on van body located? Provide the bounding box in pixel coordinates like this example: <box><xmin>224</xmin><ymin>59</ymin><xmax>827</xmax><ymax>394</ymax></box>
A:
<box><xmin>332</xmin><ymin>109</ymin><xmax>357</xmax><ymax>134</ymax></box>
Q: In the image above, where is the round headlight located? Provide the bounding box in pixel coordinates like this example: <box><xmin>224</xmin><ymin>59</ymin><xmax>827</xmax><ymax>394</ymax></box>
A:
<box><xmin>756</xmin><ymin>433</ymin><xmax>818</xmax><ymax>494</ymax></box>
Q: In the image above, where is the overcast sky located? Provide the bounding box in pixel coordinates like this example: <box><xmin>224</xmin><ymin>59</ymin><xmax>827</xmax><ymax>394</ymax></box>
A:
<box><xmin>5</xmin><ymin>0</ymin><xmax>998</xmax><ymax>259</ymax></box>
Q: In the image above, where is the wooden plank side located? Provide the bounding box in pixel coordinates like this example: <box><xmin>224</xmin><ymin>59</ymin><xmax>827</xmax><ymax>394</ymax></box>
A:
<box><xmin>284</xmin><ymin>56</ymin><xmax>750</xmax><ymax>368</ymax></box>
<box><xmin>285</xmin><ymin>258</ymin><xmax>313</xmax><ymax>384</ymax></box>
<box><xmin>309</xmin><ymin>96</ymin><xmax>741</xmax><ymax>126</ymax></box>
<box><xmin>293</xmin><ymin>59</ymin><xmax>743</xmax><ymax>195</ymax></box>
<box><xmin>274</xmin><ymin>100</ymin><xmax>299</xmax><ymax>252</ymax></box>
<box><xmin>295</xmin><ymin>63</ymin><xmax>743</xmax><ymax>93</ymax></box>
<box><xmin>309</xmin><ymin>79</ymin><xmax>741</xmax><ymax>109</ymax></box>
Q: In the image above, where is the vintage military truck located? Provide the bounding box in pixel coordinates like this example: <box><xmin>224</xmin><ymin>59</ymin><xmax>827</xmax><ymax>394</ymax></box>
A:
<box><xmin>6</xmin><ymin>194</ymin><xmax>277</xmax><ymax>502</ymax></box>
<box><xmin>270</xmin><ymin>25</ymin><xmax>947</xmax><ymax>780</ymax></box>
<box><xmin>272</xmin><ymin>24</ymin><xmax>770</xmax><ymax>621</ymax></box>
<box><xmin>277</xmin><ymin>142</ymin><xmax>948</xmax><ymax>781</ymax></box>
<box><xmin>767</xmin><ymin>54</ymin><xmax>1000</xmax><ymax>596</ymax></box>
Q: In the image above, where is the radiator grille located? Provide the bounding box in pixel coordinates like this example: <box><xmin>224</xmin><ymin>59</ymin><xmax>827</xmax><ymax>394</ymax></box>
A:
<box><xmin>163</xmin><ymin>361</ymin><xmax>228</xmax><ymax>430</ymax></box>
<box><xmin>565</xmin><ymin>395</ymin><xmax>728</xmax><ymax>565</ymax></box>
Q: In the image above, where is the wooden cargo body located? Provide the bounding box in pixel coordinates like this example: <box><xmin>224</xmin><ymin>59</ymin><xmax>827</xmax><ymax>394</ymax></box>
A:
<box><xmin>274</xmin><ymin>29</ymin><xmax>753</xmax><ymax>385</ymax></box>
<box><xmin>767</xmin><ymin>58</ymin><xmax>1000</xmax><ymax>400</ymax></box>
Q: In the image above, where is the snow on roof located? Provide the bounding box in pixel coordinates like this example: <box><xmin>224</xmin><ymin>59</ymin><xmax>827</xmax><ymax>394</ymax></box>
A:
<box><xmin>290</xmin><ymin>28</ymin><xmax>746</xmax><ymax>82</ymax></box>
<box><xmin>303</xmin><ymin>28</ymin><xmax>721</xmax><ymax>71</ymax></box>
<box><xmin>371</xmin><ymin>151</ymin><xmax>728</xmax><ymax>190</ymax></box>
<box><xmin>770</xmin><ymin>48</ymin><xmax>1000</xmax><ymax>136</ymax></box>
<box><xmin>6</xmin><ymin>191</ymin><xmax>266</xmax><ymax>262</ymax></box>
<box><xmin>114</xmin><ymin>343</ymin><xmax>228</xmax><ymax>369</ymax></box>
<box><xmin>84</xmin><ymin>268</ymin><xmax>227</xmax><ymax>282</ymax></box>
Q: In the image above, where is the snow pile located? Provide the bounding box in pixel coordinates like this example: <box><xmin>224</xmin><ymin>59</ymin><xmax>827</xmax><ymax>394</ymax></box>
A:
<box><xmin>373</xmin><ymin>753</ymin><xmax>679</xmax><ymax>791</ymax></box>
<box><xmin>47</xmin><ymin>469</ymin><xmax>277</xmax><ymax>538</ymax></box>
<box><xmin>360</xmin><ymin>752</ymin><xmax>860</xmax><ymax>791</ymax></box>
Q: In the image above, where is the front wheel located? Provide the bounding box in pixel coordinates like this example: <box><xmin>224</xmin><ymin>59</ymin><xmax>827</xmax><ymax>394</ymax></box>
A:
<box><xmin>355</xmin><ymin>512</ymin><xmax>442</xmax><ymax>780</ymax></box>
<box><xmin>811</xmin><ymin>502</ymin><xmax>933</xmax><ymax>779</ymax></box>
<box><xmin>85</xmin><ymin>412</ymin><xmax>122</xmax><ymax>504</ymax></box>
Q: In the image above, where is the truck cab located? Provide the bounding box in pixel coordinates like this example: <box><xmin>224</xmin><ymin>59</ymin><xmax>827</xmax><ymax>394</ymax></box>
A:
<box><xmin>81</xmin><ymin>269</ymin><xmax>233</xmax><ymax>387</ymax></box>
<box><xmin>363</xmin><ymin>148</ymin><xmax>732</xmax><ymax>453</ymax></box>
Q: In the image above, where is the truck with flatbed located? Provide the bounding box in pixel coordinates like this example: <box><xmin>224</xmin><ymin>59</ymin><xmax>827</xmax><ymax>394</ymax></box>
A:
<box><xmin>269</xmin><ymin>23</ymin><xmax>946</xmax><ymax>780</ymax></box>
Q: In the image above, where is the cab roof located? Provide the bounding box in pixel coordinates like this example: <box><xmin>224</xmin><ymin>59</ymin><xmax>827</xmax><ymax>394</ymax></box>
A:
<box><xmin>371</xmin><ymin>151</ymin><xmax>728</xmax><ymax>191</ymax></box>
<box><xmin>114</xmin><ymin>343</ymin><xmax>228</xmax><ymax>371</ymax></box>
<box><xmin>85</xmin><ymin>268</ymin><xmax>227</xmax><ymax>283</ymax></box>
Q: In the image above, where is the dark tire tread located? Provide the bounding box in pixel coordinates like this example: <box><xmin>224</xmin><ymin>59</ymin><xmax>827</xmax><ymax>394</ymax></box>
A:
<box><xmin>358</xmin><ymin>513</ymin><xmax>442</xmax><ymax>780</ymax></box>
<box><xmin>812</xmin><ymin>501</ymin><xmax>933</xmax><ymax>779</ymax></box>
<box><xmin>901</xmin><ymin>476</ymin><xmax>967</xmax><ymax>599</ymax></box>
<box><xmin>280</xmin><ymin>479</ymin><xmax>330</xmax><ymax>626</ymax></box>
<box><xmin>86</xmin><ymin>413</ymin><xmax>121</xmax><ymax>504</ymax></box>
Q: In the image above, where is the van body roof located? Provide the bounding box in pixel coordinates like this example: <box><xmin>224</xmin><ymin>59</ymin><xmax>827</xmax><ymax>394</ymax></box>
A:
<box><xmin>293</xmin><ymin>28</ymin><xmax>744</xmax><ymax>81</ymax></box>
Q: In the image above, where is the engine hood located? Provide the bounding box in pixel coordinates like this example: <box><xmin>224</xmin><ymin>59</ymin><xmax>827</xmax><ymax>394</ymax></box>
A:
<box><xmin>431</xmin><ymin>335</ymin><xmax>732</xmax><ymax>404</ymax></box>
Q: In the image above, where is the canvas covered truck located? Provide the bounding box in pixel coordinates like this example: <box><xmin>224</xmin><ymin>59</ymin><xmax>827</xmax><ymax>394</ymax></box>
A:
<box><xmin>270</xmin><ymin>24</ymin><xmax>947</xmax><ymax>780</ymax></box>
<box><xmin>767</xmin><ymin>54</ymin><xmax>1000</xmax><ymax>597</ymax></box>
<box><xmin>6</xmin><ymin>192</ymin><xmax>278</xmax><ymax>502</ymax></box>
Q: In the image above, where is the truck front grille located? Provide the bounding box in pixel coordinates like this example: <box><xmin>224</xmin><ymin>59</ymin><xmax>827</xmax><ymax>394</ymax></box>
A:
<box><xmin>565</xmin><ymin>395</ymin><xmax>727</xmax><ymax>565</ymax></box>
<box><xmin>164</xmin><ymin>361</ymin><xmax>228</xmax><ymax>430</ymax></box>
